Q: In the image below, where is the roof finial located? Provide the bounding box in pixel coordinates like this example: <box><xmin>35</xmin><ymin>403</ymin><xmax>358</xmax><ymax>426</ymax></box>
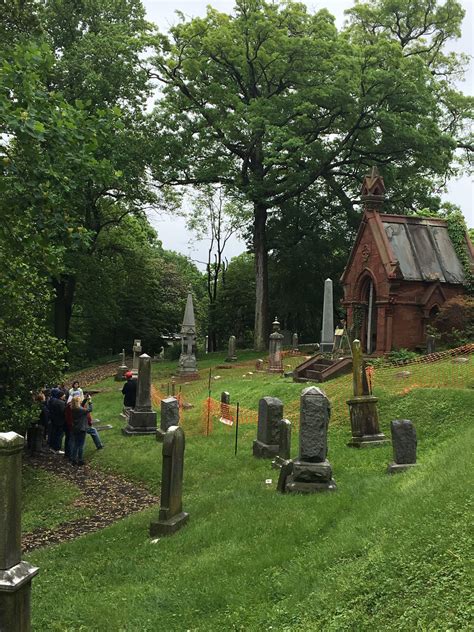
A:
<box><xmin>360</xmin><ymin>166</ymin><xmax>385</xmax><ymax>212</ymax></box>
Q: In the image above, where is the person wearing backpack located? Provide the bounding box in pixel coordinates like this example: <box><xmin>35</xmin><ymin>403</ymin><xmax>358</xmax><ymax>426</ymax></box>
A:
<box><xmin>70</xmin><ymin>396</ymin><xmax>90</xmax><ymax>466</ymax></box>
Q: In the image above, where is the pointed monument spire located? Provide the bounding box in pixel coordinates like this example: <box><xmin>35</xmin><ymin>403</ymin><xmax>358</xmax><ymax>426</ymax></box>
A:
<box><xmin>360</xmin><ymin>166</ymin><xmax>385</xmax><ymax>212</ymax></box>
<box><xmin>181</xmin><ymin>289</ymin><xmax>196</xmax><ymax>335</ymax></box>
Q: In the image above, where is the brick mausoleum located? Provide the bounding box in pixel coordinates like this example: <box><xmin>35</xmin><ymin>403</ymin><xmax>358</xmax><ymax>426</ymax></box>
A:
<box><xmin>341</xmin><ymin>168</ymin><xmax>474</xmax><ymax>355</ymax></box>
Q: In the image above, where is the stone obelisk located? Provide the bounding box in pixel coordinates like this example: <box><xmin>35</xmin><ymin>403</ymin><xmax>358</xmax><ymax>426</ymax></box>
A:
<box><xmin>178</xmin><ymin>290</ymin><xmax>198</xmax><ymax>377</ymax></box>
<box><xmin>320</xmin><ymin>279</ymin><xmax>334</xmax><ymax>352</ymax></box>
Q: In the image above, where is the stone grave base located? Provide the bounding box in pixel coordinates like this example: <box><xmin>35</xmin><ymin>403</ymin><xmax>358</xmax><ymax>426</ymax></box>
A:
<box><xmin>252</xmin><ymin>440</ymin><xmax>279</xmax><ymax>459</ymax></box>
<box><xmin>122</xmin><ymin>410</ymin><xmax>157</xmax><ymax>436</ymax></box>
<box><xmin>114</xmin><ymin>366</ymin><xmax>128</xmax><ymax>382</ymax></box>
<box><xmin>225</xmin><ymin>356</ymin><xmax>237</xmax><ymax>363</ymax></box>
<box><xmin>387</xmin><ymin>462</ymin><xmax>419</xmax><ymax>474</ymax></box>
<box><xmin>150</xmin><ymin>512</ymin><xmax>189</xmax><ymax>537</ymax></box>
<box><xmin>347</xmin><ymin>433</ymin><xmax>389</xmax><ymax>448</ymax></box>
<box><xmin>278</xmin><ymin>459</ymin><xmax>336</xmax><ymax>493</ymax></box>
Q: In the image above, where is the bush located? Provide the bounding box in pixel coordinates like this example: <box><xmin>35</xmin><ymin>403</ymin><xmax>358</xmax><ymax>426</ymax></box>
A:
<box><xmin>432</xmin><ymin>296</ymin><xmax>474</xmax><ymax>346</ymax></box>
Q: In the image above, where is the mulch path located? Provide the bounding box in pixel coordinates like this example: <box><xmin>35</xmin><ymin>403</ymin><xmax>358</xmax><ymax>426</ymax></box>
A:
<box><xmin>22</xmin><ymin>453</ymin><xmax>158</xmax><ymax>553</ymax></box>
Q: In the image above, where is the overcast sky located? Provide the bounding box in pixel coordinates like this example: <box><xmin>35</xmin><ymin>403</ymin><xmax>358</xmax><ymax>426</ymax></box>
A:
<box><xmin>144</xmin><ymin>0</ymin><xmax>474</xmax><ymax>267</ymax></box>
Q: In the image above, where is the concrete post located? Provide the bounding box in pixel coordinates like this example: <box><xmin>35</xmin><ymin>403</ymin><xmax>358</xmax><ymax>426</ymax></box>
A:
<box><xmin>0</xmin><ymin>432</ymin><xmax>39</xmax><ymax>632</ymax></box>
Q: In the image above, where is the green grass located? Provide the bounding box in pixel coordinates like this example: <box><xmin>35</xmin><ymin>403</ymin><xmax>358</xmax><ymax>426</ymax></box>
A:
<box><xmin>22</xmin><ymin>467</ymin><xmax>90</xmax><ymax>534</ymax></box>
<box><xmin>25</xmin><ymin>353</ymin><xmax>474</xmax><ymax>631</ymax></box>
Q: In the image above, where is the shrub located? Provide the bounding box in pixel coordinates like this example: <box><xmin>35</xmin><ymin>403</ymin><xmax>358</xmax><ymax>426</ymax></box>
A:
<box><xmin>432</xmin><ymin>296</ymin><xmax>474</xmax><ymax>346</ymax></box>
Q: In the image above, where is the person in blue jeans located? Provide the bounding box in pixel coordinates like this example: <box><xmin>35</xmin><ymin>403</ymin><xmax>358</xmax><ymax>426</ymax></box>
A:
<box><xmin>82</xmin><ymin>393</ymin><xmax>104</xmax><ymax>450</ymax></box>
<box><xmin>70</xmin><ymin>396</ymin><xmax>89</xmax><ymax>465</ymax></box>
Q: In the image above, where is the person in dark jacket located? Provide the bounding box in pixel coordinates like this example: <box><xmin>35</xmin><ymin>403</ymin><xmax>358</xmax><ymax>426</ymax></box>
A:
<box><xmin>48</xmin><ymin>389</ymin><xmax>66</xmax><ymax>453</ymax></box>
<box><xmin>122</xmin><ymin>371</ymin><xmax>137</xmax><ymax>408</ymax></box>
<box><xmin>70</xmin><ymin>396</ymin><xmax>90</xmax><ymax>466</ymax></box>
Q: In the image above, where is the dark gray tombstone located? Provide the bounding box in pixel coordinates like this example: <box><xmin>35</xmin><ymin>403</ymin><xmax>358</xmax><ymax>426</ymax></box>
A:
<box><xmin>0</xmin><ymin>432</ymin><xmax>39</xmax><ymax>632</ymax></box>
<box><xmin>279</xmin><ymin>387</ymin><xmax>336</xmax><ymax>493</ymax></box>
<box><xmin>252</xmin><ymin>397</ymin><xmax>283</xmax><ymax>458</ymax></box>
<box><xmin>123</xmin><ymin>354</ymin><xmax>157</xmax><ymax>435</ymax></box>
<box><xmin>426</xmin><ymin>335</ymin><xmax>436</xmax><ymax>355</ymax></box>
<box><xmin>150</xmin><ymin>426</ymin><xmax>189</xmax><ymax>536</ymax></box>
<box><xmin>388</xmin><ymin>419</ymin><xmax>418</xmax><ymax>474</ymax></box>
<box><xmin>156</xmin><ymin>397</ymin><xmax>179</xmax><ymax>442</ymax></box>
<box><xmin>272</xmin><ymin>419</ymin><xmax>292</xmax><ymax>469</ymax></box>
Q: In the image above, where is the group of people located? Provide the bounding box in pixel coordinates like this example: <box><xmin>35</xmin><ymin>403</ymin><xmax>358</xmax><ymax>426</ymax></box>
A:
<box><xmin>34</xmin><ymin>380</ymin><xmax>104</xmax><ymax>466</ymax></box>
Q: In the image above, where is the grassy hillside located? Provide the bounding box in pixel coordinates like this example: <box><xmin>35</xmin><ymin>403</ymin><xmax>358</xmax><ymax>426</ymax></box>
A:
<box><xmin>25</xmin><ymin>357</ymin><xmax>473</xmax><ymax>631</ymax></box>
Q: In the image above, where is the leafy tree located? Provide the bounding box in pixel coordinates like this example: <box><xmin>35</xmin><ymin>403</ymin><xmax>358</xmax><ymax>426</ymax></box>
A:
<box><xmin>186</xmin><ymin>186</ymin><xmax>250</xmax><ymax>351</ymax></box>
<box><xmin>149</xmin><ymin>0</ymin><xmax>472</xmax><ymax>349</ymax></box>
<box><xmin>214</xmin><ymin>253</ymin><xmax>256</xmax><ymax>347</ymax></box>
<box><xmin>68</xmin><ymin>216</ymin><xmax>207</xmax><ymax>363</ymax></box>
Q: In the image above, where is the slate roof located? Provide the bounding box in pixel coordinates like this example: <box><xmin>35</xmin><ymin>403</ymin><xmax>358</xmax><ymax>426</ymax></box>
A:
<box><xmin>341</xmin><ymin>212</ymin><xmax>474</xmax><ymax>285</ymax></box>
<box><xmin>382</xmin><ymin>216</ymin><xmax>467</xmax><ymax>284</ymax></box>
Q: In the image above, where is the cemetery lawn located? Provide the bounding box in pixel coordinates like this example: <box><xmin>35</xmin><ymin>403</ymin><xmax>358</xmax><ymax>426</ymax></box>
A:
<box><xmin>26</xmin><ymin>357</ymin><xmax>473</xmax><ymax>631</ymax></box>
<box><xmin>22</xmin><ymin>466</ymin><xmax>91</xmax><ymax>534</ymax></box>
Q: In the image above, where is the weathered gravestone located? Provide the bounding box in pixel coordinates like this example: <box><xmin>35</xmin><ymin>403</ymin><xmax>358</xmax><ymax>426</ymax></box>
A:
<box><xmin>225</xmin><ymin>335</ymin><xmax>237</xmax><ymax>362</ymax></box>
<box><xmin>278</xmin><ymin>387</ymin><xmax>336</xmax><ymax>492</ymax></box>
<box><xmin>388</xmin><ymin>419</ymin><xmax>418</xmax><ymax>474</ymax></box>
<box><xmin>156</xmin><ymin>397</ymin><xmax>179</xmax><ymax>442</ymax></box>
<box><xmin>131</xmin><ymin>339</ymin><xmax>142</xmax><ymax>377</ymax></box>
<box><xmin>320</xmin><ymin>279</ymin><xmax>334</xmax><ymax>352</ymax></box>
<box><xmin>426</xmin><ymin>335</ymin><xmax>436</xmax><ymax>355</ymax></box>
<box><xmin>272</xmin><ymin>419</ymin><xmax>292</xmax><ymax>469</ymax></box>
<box><xmin>292</xmin><ymin>333</ymin><xmax>299</xmax><ymax>352</ymax></box>
<box><xmin>115</xmin><ymin>349</ymin><xmax>128</xmax><ymax>382</ymax></box>
<box><xmin>123</xmin><ymin>354</ymin><xmax>157</xmax><ymax>435</ymax></box>
<box><xmin>150</xmin><ymin>426</ymin><xmax>189</xmax><ymax>536</ymax></box>
<box><xmin>0</xmin><ymin>433</ymin><xmax>39</xmax><ymax>632</ymax></box>
<box><xmin>253</xmin><ymin>397</ymin><xmax>283</xmax><ymax>458</ymax></box>
<box><xmin>346</xmin><ymin>340</ymin><xmax>388</xmax><ymax>447</ymax></box>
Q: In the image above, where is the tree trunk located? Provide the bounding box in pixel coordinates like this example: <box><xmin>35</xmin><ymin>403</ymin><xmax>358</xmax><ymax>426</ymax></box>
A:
<box><xmin>253</xmin><ymin>203</ymin><xmax>269</xmax><ymax>351</ymax></box>
<box><xmin>53</xmin><ymin>276</ymin><xmax>76</xmax><ymax>343</ymax></box>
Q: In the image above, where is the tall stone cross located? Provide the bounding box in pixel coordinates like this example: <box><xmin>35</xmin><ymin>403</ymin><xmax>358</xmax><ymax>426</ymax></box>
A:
<box><xmin>132</xmin><ymin>339</ymin><xmax>142</xmax><ymax>372</ymax></box>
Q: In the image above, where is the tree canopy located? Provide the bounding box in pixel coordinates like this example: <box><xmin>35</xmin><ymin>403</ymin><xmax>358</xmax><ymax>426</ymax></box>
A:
<box><xmin>149</xmin><ymin>0</ymin><xmax>472</xmax><ymax>349</ymax></box>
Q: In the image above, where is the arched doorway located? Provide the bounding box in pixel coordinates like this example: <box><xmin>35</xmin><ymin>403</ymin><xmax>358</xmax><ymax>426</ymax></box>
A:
<box><xmin>360</xmin><ymin>277</ymin><xmax>377</xmax><ymax>354</ymax></box>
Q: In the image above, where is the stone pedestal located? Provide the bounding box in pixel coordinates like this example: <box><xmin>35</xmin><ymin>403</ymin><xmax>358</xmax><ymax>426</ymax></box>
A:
<box><xmin>150</xmin><ymin>426</ymin><xmax>189</xmax><ymax>537</ymax></box>
<box><xmin>0</xmin><ymin>433</ymin><xmax>39</xmax><ymax>632</ymax></box>
<box><xmin>156</xmin><ymin>397</ymin><xmax>179</xmax><ymax>442</ymax></box>
<box><xmin>123</xmin><ymin>354</ymin><xmax>157</xmax><ymax>436</ymax></box>
<box><xmin>284</xmin><ymin>459</ymin><xmax>336</xmax><ymax>492</ymax></box>
<box><xmin>347</xmin><ymin>396</ymin><xmax>388</xmax><ymax>447</ymax></box>
<box><xmin>114</xmin><ymin>365</ymin><xmax>128</xmax><ymax>382</ymax></box>
<box><xmin>252</xmin><ymin>397</ymin><xmax>283</xmax><ymax>458</ymax></box>
<box><xmin>272</xmin><ymin>419</ymin><xmax>292</xmax><ymax>469</ymax></box>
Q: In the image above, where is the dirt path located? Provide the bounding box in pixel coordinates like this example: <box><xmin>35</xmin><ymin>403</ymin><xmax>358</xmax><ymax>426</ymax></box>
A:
<box><xmin>23</xmin><ymin>453</ymin><xmax>158</xmax><ymax>553</ymax></box>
